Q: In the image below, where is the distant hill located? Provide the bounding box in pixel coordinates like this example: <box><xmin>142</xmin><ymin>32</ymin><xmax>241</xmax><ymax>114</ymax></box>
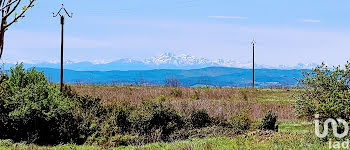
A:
<box><xmin>36</xmin><ymin>67</ymin><xmax>307</xmax><ymax>87</ymax></box>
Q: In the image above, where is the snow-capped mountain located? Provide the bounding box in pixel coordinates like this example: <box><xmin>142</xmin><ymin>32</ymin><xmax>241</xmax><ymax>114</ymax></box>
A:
<box><xmin>4</xmin><ymin>52</ymin><xmax>318</xmax><ymax>71</ymax></box>
<box><xmin>144</xmin><ymin>53</ymin><xmax>212</xmax><ymax>66</ymax></box>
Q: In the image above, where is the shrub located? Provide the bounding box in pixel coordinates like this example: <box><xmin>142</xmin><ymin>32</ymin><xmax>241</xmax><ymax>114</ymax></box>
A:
<box><xmin>189</xmin><ymin>109</ymin><xmax>211</xmax><ymax>128</ymax></box>
<box><xmin>111</xmin><ymin>106</ymin><xmax>133</xmax><ymax>133</ymax></box>
<box><xmin>130</xmin><ymin>101</ymin><xmax>184</xmax><ymax>143</ymax></box>
<box><xmin>295</xmin><ymin>62</ymin><xmax>350</xmax><ymax>120</ymax></box>
<box><xmin>0</xmin><ymin>64</ymin><xmax>83</xmax><ymax>144</ymax></box>
<box><xmin>107</xmin><ymin>134</ymin><xmax>137</xmax><ymax>147</ymax></box>
<box><xmin>76</xmin><ymin>93</ymin><xmax>136</xmax><ymax>146</ymax></box>
<box><xmin>157</xmin><ymin>95</ymin><xmax>166</xmax><ymax>102</ymax></box>
<box><xmin>191</xmin><ymin>90</ymin><xmax>200</xmax><ymax>100</ymax></box>
<box><xmin>0</xmin><ymin>139</ymin><xmax>13</xmax><ymax>147</ymax></box>
<box><xmin>230</xmin><ymin>109</ymin><xmax>251</xmax><ymax>133</ymax></box>
<box><xmin>240</xmin><ymin>90</ymin><xmax>248</xmax><ymax>101</ymax></box>
<box><xmin>259</xmin><ymin>110</ymin><xmax>278</xmax><ymax>131</ymax></box>
<box><xmin>170</xmin><ymin>88</ymin><xmax>182</xmax><ymax>97</ymax></box>
<box><xmin>61</xmin><ymin>84</ymin><xmax>112</xmax><ymax>144</ymax></box>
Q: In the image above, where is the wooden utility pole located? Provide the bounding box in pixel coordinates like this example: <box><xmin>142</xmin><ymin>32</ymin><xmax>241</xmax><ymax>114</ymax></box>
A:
<box><xmin>252</xmin><ymin>40</ymin><xmax>256</xmax><ymax>88</ymax></box>
<box><xmin>53</xmin><ymin>4</ymin><xmax>72</xmax><ymax>92</ymax></box>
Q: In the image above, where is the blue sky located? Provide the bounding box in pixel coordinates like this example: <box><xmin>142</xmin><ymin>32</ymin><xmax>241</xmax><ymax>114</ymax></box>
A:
<box><xmin>4</xmin><ymin>0</ymin><xmax>350</xmax><ymax>66</ymax></box>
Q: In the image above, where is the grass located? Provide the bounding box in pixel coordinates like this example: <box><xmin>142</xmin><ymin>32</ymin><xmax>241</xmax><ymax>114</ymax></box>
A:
<box><xmin>124</xmin><ymin>133</ymin><xmax>326</xmax><ymax>150</ymax></box>
<box><xmin>71</xmin><ymin>85</ymin><xmax>298</xmax><ymax>120</ymax></box>
<box><xmin>71</xmin><ymin>85</ymin><xmax>296</xmax><ymax>104</ymax></box>
<box><xmin>0</xmin><ymin>132</ymin><xmax>327</xmax><ymax>150</ymax></box>
<box><xmin>0</xmin><ymin>144</ymin><xmax>102</xmax><ymax>150</ymax></box>
<box><xmin>278</xmin><ymin>120</ymin><xmax>312</xmax><ymax>134</ymax></box>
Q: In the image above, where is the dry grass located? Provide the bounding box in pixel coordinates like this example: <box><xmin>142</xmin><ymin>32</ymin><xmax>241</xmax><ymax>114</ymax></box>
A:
<box><xmin>170</xmin><ymin>100</ymin><xmax>295</xmax><ymax>120</ymax></box>
<box><xmin>71</xmin><ymin>85</ymin><xmax>298</xmax><ymax>120</ymax></box>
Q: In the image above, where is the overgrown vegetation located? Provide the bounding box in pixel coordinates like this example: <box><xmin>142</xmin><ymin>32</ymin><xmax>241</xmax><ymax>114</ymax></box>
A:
<box><xmin>295</xmin><ymin>62</ymin><xmax>350</xmax><ymax>120</ymax></box>
<box><xmin>4</xmin><ymin>63</ymin><xmax>333</xmax><ymax>149</ymax></box>
<box><xmin>189</xmin><ymin>109</ymin><xmax>212</xmax><ymax>128</ymax></box>
<box><xmin>170</xmin><ymin>88</ymin><xmax>182</xmax><ymax>97</ymax></box>
<box><xmin>0</xmin><ymin>64</ymin><xmax>258</xmax><ymax>147</ymax></box>
<box><xmin>0</xmin><ymin>64</ymin><xmax>84</xmax><ymax>144</ymax></box>
<box><xmin>259</xmin><ymin>110</ymin><xmax>278</xmax><ymax>131</ymax></box>
<box><xmin>230</xmin><ymin>109</ymin><xmax>252</xmax><ymax>133</ymax></box>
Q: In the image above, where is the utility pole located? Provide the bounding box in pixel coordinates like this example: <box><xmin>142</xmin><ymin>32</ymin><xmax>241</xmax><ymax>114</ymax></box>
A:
<box><xmin>251</xmin><ymin>39</ymin><xmax>256</xmax><ymax>88</ymax></box>
<box><xmin>53</xmin><ymin>4</ymin><xmax>72</xmax><ymax>92</ymax></box>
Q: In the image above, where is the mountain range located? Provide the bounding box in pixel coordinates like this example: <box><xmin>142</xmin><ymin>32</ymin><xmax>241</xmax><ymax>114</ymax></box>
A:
<box><xmin>4</xmin><ymin>53</ymin><xmax>319</xmax><ymax>71</ymax></box>
<box><xmin>2</xmin><ymin>53</ymin><xmax>313</xmax><ymax>87</ymax></box>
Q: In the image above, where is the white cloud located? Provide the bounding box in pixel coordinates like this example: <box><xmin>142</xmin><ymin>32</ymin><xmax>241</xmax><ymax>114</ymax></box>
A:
<box><xmin>301</xmin><ymin>19</ymin><xmax>321</xmax><ymax>23</ymax></box>
<box><xmin>208</xmin><ymin>16</ymin><xmax>248</xmax><ymax>20</ymax></box>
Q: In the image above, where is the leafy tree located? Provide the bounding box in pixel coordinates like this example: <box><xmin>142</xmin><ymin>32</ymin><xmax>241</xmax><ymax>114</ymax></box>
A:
<box><xmin>295</xmin><ymin>62</ymin><xmax>350</xmax><ymax>120</ymax></box>
<box><xmin>0</xmin><ymin>0</ymin><xmax>35</xmax><ymax>59</ymax></box>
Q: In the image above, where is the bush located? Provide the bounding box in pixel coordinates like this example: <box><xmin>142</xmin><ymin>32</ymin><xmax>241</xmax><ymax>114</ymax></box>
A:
<box><xmin>259</xmin><ymin>110</ymin><xmax>278</xmax><ymax>131</ymax></box>
<box><xmin>130</xmin><ymin>101</ymin><xmax>184</xmax><ymax>143</ymax></box>
<box><xmin>0</xmin><ymin>64</ymin><xmax>83</xmax><ymax>144</ymax></box>
<box><xmin>157</xmin><ymin>95</ymin><xmax>166</xmax><ymax>102</ymax></box>
<box><xmin>170</xmin><ymin>88</ymin><xmax>182</xmax><ymax>97</ymax></box>
<box><xmin>191</xmin><ymin>90</ymin><xmax>200</xmax><ymax>100</ymax></box>
<box><xmin>86</xmin><ymin>100</ymin><xmax>186</xmax><ymax>146</ymax></box>
<box><xmin>230</xmin><ymin>109</ymin><xmax>251</xmax><ymax>133</ymax></box>
<box><xmin>0</xmin><ymin>139</ymin><xmax>13</xmax><ymax>147</ymax></box>
<box><xmin>189</xmin><ymin>109</ymin><xmax>211</xmax><ymax>128</ymax></box>
<box><xmin>85</xmin><ymin>104</ymin><xmax>134</xmax><ymax>145</ymax></box>
<box><xmin>295</xmin><ymin>62</ymin><xmax>350</xmax><ymax>120</ymax></box>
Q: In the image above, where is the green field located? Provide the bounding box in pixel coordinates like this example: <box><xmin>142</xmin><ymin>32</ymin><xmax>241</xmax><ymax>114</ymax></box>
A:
<box><xmin>0</xmin><ymin>122</ymin><xmax>327</xmax><ymax>150</ymax></box>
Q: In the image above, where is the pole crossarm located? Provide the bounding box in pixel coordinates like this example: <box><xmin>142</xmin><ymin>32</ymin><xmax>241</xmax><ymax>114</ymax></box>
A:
<box><xmin>53</xmin><ymin>4</ymin><xmax>72</xmax><ymax>18</ymax></box>
<box><xmin>251</xmin><ymin>39</ymin><xmax>256</xmax><ymax>45</ymax></box>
